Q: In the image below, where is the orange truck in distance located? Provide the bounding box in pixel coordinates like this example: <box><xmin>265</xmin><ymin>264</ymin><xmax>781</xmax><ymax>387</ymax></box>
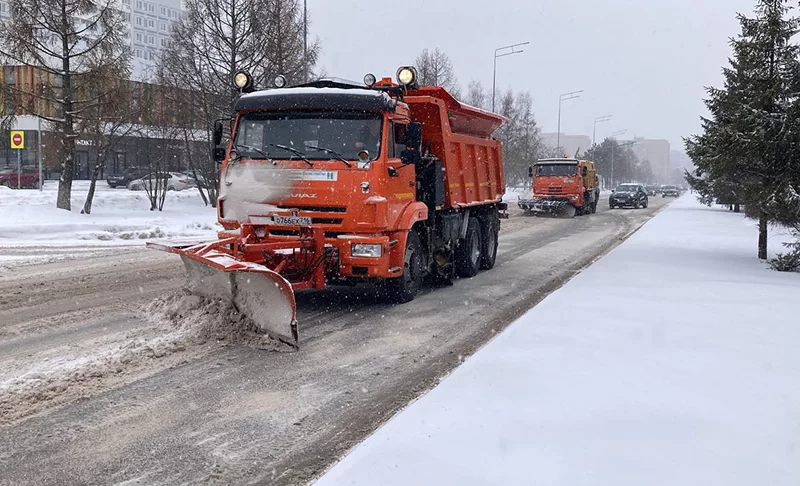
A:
<box><xmin>148</xmin><ymin>67</ymin><xmax>507</xmax><ymax>347</ymax></box>
<box><xmin>518</xmin><ymin>158</ymin><xmax>599</xmax><ymax>216</ymax></box>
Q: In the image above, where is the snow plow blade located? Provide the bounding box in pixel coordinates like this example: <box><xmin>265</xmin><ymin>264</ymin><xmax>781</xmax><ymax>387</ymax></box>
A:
<box><xmin>518</xmin><ymin>199</ymin><xmax>574</xmax><ymax>217</ymax></box>
<box><xmin>147</xmin><ymin>240</ymin><xmax>298</xmax><ymax>348</ymax></box>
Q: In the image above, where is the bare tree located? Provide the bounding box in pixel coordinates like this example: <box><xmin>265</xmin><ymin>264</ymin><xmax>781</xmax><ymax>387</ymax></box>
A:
<box><xmin>157</xmin><ymin>0</ymin><xmax>319</xmax><ymax>207</ymax></box>
<box><xmin>0</xmin><ymin>0</ymin><xmax>130</xmax><ymax>210</ymax></box>
<box><xmin>134</xmin><ymin>124</ymin><xmax>183</xmax><ymax>211</ymax></box>
<box><xmin>79</xmin><ymin>72</ymin><xmax>138</xmax><ymax>214</ymax></box>
<box><xmin>415</xmin><ymin>48</ymin><xmax>460</xmax><ymax>96</ymax></box>
<box><xmin>465</xmin><ymin>80</ymin><xmax>488</xmax><ymax>110</ymax></box>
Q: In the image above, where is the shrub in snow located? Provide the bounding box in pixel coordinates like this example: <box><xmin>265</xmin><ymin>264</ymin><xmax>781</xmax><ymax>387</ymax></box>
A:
<box><xmin>769</xmin><ymin>233</ymin><xmax>800</xmax><ymax>272</ymax></box>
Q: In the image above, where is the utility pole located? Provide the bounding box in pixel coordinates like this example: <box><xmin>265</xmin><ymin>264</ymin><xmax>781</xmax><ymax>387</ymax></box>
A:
<box><xmin>492</xmin><ymin>42</ymin><xmax>528</xmax><ymax>112</ymax></box>
<box><xmin>38</xmin><ymin>116</ymin><xmax>43</xmax><ymax>191</ymax></box>
<box><xmin>610</xmin><ymin>130</ymin><xmax>632</xmax><ymax>188</ymax></box>
<box><xmin>303</xmin><ymin>0</ymin><xmax>308</xmax><ymax>83</ymax></box>
<box><xmin>557</xmin><ymin>90</ymin><xmax>583</xmax><ymax>154</ymax></box>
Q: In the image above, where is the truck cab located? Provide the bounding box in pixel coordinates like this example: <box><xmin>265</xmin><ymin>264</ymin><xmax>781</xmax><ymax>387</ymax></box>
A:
<box><xmin>519</xmin><ymin>158</ymin><xmax>599</xmax><ymax>215</ymax></box>
<box><xmin>212</xmin><ymin>68</ymin><xmax>506</xmax><ymax>299</ymax></box>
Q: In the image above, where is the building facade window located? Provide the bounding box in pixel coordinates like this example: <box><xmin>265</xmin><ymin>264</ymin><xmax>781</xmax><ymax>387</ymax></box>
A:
<box><xmin>159</xmin><ymin>6</ymin><xmax>165</xmax><ymax>15</ymax></box>
<box><xmin>135</xmin><ymin>32</ymin><xmax>142</xmax><ymax>42</ymax></box>
<box><xmin>147</xmin><ymin>19</ymin><xmax>154</xmax><ymax>28</ymax></box>
<box><xmin>159</xmin><ymin>22</ymin><xmax>166</xmax><ymax>31</ymax></box>
<box><xmin>135</xmin><ymin>0</ymin><xmax>142</xmax><ymax>9</ymax></box>
<box><xmin>135</xmin><ymin>16</ymin><xmax>142</xmax><ymax>26</ymax></box>
<box><xmin>146</xmin><ymin>35</ymin><xmax>154</xmax><ymax>44</ymax></box>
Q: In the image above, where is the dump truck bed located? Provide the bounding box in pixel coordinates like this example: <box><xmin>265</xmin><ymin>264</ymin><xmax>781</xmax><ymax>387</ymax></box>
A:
<box><xmin>405</xmin><ymin>87</ymin><xmax>506</xmax><ymax>209</ymax></box>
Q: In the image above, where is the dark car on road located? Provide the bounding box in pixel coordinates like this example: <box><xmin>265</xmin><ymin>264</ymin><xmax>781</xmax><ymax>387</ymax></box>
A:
<box><xmin>662</xmin><ymin>185</ymin><xmax>681</xmax><ymax>197</ymax></box>
<box><xmin>645</xmin><ymin>184</ymin><xmax>659</xmax><ymax>196</ymax></box>
<box><xmin>0</xmin><ymin>166</ymin><xmax>41</xmax><ymax>189</ymax></box>
<box><xmin>107</xmin><ymin>167</ymin><xmax>141</xmax><ymax>188</ymax></box>
<box><xmin>609</xmin><ymin>183</ymin><xmax>649</xmax><ymax>209</ymax></box>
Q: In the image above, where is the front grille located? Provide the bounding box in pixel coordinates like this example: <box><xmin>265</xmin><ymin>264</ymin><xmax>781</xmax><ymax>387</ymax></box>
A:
<box><xmin>277</xmin><ymin>205</ymin><xmax>347</xmax><ymax>213</ymax></box>
<box><xmin>546</xmin><ymin>186</ymin><xmax>565</xmax><ymax>195</ymax></box>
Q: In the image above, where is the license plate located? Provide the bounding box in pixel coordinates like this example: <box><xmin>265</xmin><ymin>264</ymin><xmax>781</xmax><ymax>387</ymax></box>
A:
<box><xmin>273</xmin><ymin>215</ymin><xmax>312</xmax><ymax>226</ymax></box>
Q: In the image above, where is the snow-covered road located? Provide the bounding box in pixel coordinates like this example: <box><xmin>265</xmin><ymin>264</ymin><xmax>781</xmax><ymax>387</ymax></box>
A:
<box><xmin>314</xmin><ymin>196</ymin><xmax>800</xmax><ymax>486</ymax></box>
<box><xmin>0</xmin><ymin>195</ymin><xmax>671</xmax><ymax>485</ymax></box>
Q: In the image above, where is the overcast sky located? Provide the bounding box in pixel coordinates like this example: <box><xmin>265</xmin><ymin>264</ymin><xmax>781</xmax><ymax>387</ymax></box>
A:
<box><xmin>309</xmin><ymin>0</ymin><xmax>757</xmax><ymax>150</ymax></box>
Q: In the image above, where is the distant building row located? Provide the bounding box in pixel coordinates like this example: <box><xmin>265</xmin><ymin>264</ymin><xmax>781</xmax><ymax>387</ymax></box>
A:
<box><xmin>541</xmin><ymin>132</ymin><xmax>676</xmax><ymax>183</ymax></box>
<box><xmin>0</xmin><ymin>65</ymin><xmax>208</xmax><ymax>179</ymax></box>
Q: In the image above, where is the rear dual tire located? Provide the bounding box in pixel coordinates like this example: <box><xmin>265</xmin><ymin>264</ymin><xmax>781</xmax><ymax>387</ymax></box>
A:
<box><xmin>456</xmin><ymin>218</ymin><xmax>482</xmax><ymax>278</ymax></box>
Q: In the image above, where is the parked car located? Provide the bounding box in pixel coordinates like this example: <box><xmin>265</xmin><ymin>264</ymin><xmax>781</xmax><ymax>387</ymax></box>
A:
<box><xmin>645</xmin><ymin>184</ymin><xmax>659</xmax><ymax>196</ymax></box>
<box><xmin>662</xmin><ymin>185</ymin><xmax>681</xmax><ymax>197</ymax></box>
<box><xmin>609</xmin><ymin>183</ymin><xmax>649</xmax><ymax>209</ymax></box>
<box><xmin>0</xmin><ymin>166</ymin><xmax>40</xmax><ymax>189</ymax></box>
<box><xmin>178</xmin><ymin>172</ymin><xmax>205</xmax><ymax>188</ymax></box>
<box><xmin>127</xmin><ymin>172</ymin><xmax>193</xmax><ymax>191</ymax></box>
<box><xmin>107</xmin><ymin>167</ymin><xmax>142</xmax><ymax>188</ymax></box>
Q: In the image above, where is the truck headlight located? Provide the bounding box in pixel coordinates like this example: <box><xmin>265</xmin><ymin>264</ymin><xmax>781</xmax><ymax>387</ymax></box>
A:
<box><xmin>352</xmin><ymin>243</ymin><xmax>382</xmax><ymax>258</ymax></box>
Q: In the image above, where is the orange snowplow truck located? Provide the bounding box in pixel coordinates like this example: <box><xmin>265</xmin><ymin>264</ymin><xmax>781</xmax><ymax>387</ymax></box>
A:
<box><xmin>518</xmin><ymin>158</ymin><xmax>599</xmax><ymax>216</ymax></box>
<box><xmin>148</xmin><ymin>67</ymin><xmax>507</xmax><ymax>347</ymax></box>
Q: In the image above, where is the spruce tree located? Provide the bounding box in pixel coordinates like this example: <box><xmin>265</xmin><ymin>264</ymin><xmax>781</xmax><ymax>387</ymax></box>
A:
<box><xmin>686</xmin><ymin>0</ymin><xmax>800</xmax><ymax>259</ymax></box>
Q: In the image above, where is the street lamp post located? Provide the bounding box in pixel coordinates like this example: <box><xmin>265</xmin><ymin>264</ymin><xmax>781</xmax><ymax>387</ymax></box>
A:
<box><xmin>492</xmin><ymin>42</ymin><xmax>528</xmax><ymax>112</ymax></box>
<box><xmin>592</xmin><ymin>115</ymin><xmax>612</xmax><ymax>161</ymax></box>
<box><xmin>557</xmin><ymin>90</ymin><xmax>583</xmax><ymax>154</ymax></box>
<box><xmin>610</xmin><ymin>130</ymin><xmax>632</xmax><ymax>188</ymax></box>
<box><xmin>592</xmin><ymin>115</ymin><xmax>613</xmax><ymax>147</ymax></box>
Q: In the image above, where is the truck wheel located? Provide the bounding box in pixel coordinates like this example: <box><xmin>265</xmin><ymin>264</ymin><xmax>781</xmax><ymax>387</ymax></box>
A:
<box><xmin>383</xmin><ymin>230</ymin><xmax>423</xmax><ymax>303</ymax></box>
<box><xmin>456</xmin><ymin>218</ymin><xmax>482</xmax><ymax>278</ymax></box>
<box><xmin>478</xmin><ymin>215</ymin><xmax>499</xmax><ymax>270</ymax></box>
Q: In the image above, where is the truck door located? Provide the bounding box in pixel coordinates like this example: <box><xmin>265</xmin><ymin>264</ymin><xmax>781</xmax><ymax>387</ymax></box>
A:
<box><xmin>385</xmin><ymin>121</ymin><xmax>416</xmax><ymax>214</ymax></box>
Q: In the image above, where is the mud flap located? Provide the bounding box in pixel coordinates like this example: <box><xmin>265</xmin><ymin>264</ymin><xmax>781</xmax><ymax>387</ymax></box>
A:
<box><xmin>148</xmin><ymin>241</ymin><xmax>298</xmax><ymax>348</ymax></box>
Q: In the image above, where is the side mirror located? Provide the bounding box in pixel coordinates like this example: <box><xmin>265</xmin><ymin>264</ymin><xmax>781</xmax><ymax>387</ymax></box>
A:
<box><xmin>213</xmin><ymin>120</ymin><xmax>224</xmax><ymax>146</ymax></box>
<box><xmin>528</xmin><ymin>166</ymin><xmax>533</xmax><ymax>178</ymax></box>
<box><xmin>213</xmin><ymin>147</ymin><xmax>226</xmax><ymax>163</ymax></box>
<box><xmin>582</xmin><ymin>167</ymin><xmax>588</xmax><ymax>176</ymax></box>
<box><xmin>405</xmin><ymin>122</ymin><xmax>422</xmax><ymax>151</ymax></box>
<box><xmin>400</xmin><ymin>148</ymin><xmax>422</xmax><ymax>166</ymax></box>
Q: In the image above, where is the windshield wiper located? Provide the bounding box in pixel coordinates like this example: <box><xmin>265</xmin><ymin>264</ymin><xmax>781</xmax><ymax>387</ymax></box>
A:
<box><xmin>305</xmin><ymin>145</ymin><xmax>352</xmax><ymax>168</ymax></box>
<box><xmin>266</xmin><ymin>143</ymin><xmax>313</xmax><ymax>167</ymax></box>
<box><xmin>232</xmin><ymin>144</ymin><xmax>272</xmax><ymax>161</ymax></box>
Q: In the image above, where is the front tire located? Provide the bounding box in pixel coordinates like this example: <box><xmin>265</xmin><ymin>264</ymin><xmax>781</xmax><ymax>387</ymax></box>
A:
<box><xmin>456</xmin><ymin>218</ymin><xmax>482</xmax><ymax>278</ymax></box>
<box><xmin>383</xmin><ymin>230</ymin><xmax>423</xmax><ymax>303</ymax></box>
<box><xmin>478</xmin><ymin>214</ymin><xmax>499</xmax><ymax>270</ymax></box>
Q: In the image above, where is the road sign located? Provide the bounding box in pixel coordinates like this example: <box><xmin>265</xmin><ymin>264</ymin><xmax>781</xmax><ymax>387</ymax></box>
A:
<box><xmin>10</xmin><ymin>131</ymin><xmax>24</xmax><ymax>150</ymax></box>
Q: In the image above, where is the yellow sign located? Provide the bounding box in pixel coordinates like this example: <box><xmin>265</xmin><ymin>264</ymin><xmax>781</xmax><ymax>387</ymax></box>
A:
<box><xmin>10</xmin><ymin>130</ymin><xmax>24</xmax><ymax>150</ymax></box>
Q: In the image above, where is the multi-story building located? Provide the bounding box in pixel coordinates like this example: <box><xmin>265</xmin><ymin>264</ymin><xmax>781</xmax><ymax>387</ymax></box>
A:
<box><xmin>541</xmin><ymin>133</ymin><xmax>592</xmax><ymax>159</ymax></box>
<box><xmin>118</xmin><ymin>0</ymin><xmax>182</xmax><ymax>79</ymax></box>
<box><xmin>0</xmin><ymin>0</ymin><xmax>182</xmax><ymax>80</ymax></box>
<box><xmin>631</xmin><ymin>137</ymin><xmax>671</xmax><ymax>183</ymax></box>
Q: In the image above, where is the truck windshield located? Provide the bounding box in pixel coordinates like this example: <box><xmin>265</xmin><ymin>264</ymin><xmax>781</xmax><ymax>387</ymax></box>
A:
<box><xmin>234</xmin><ymin>111</ymin><xmax>382</xmax><ymax>164</ymax></box>
<box><xmin>536</xmin><ymin>164</ymin><xmax>577</xmax><ymax>177</ymax></box>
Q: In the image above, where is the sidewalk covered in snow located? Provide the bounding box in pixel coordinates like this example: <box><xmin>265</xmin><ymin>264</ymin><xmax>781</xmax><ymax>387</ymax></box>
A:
<box><xmin>314</xmin><ymin>196</ymin><xmax>800</xmax><ymax>486</ymax></box>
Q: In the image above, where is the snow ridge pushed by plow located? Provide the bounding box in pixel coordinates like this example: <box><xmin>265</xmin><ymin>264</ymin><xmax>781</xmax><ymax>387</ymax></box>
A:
<box><xmin>0</xmin><ymin>292</ymin><xmax>291</xmax><ymax>425</ymax></box>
